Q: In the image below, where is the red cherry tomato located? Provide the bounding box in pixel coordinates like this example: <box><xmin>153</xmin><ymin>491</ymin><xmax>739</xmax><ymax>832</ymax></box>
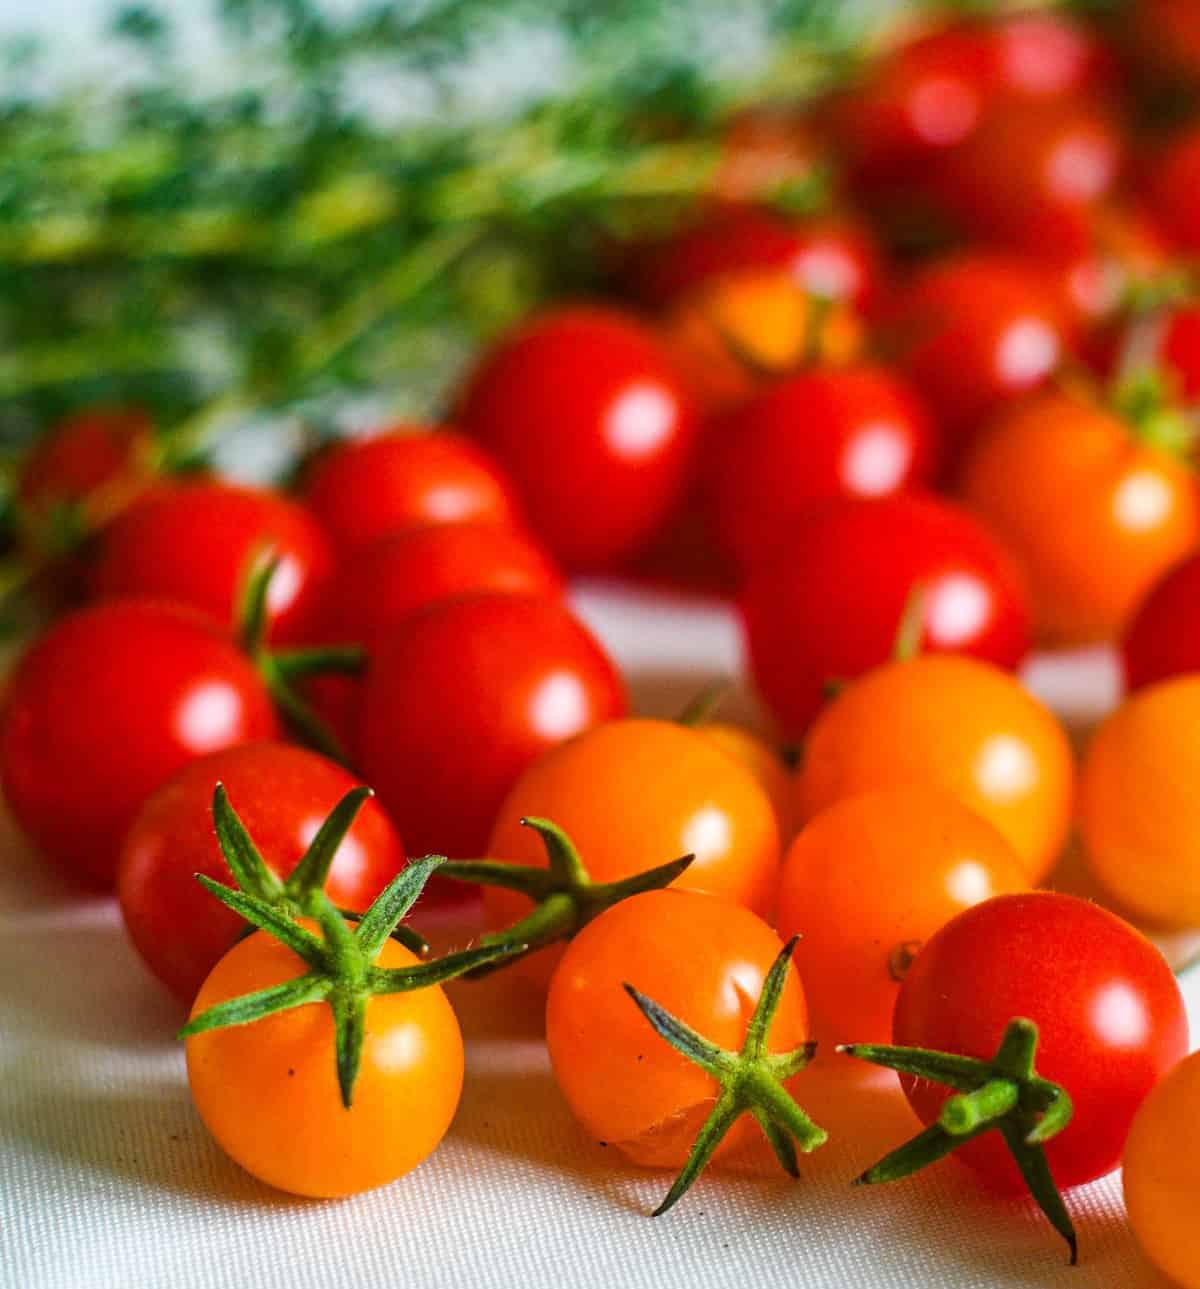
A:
<box><xmin>91</xmin><ymin>479</ymin><xmax>333</xmax><ymax>644</ymax></box>
<box><xmin>302</xmin><ymin>427</ymin><xmax>521</xmax><ymax>557</ymax></box>
<box><xmin>883</xmin><ymin>254</ymin><xmax>1071</xmax><ymax>465</ymax></box>
<box><xmin>893</xmin><ymin>892</ymin><xmax>1188</xmax><ymax>1191</ymax></box>
<box><xmin>1144</xmin><ymin>129</ymin><xmax>1200</xmax><ymax>255</ymax></box>
<box><xmin>741</xmin><ymin>494</ymin><xmax>1032</xmax><ymax>735</ymax></box>
<box><xmin>705</xmin><ymin>365</ymin><xmax>938</xmax><ymax>572</ymax></box>
<box><xmin>119</xmin><ymin>741</ymin><xmax>406</xmax><ymax>1003</ymax></box>
<box><xmin>1122</xmin><ymin>551</ymin><xmax>1200</xmax><ymax>691</ymax></box>
<box><xmin>622</xmin><ymin>205</ymin><xmax>883</xmax><ymax>314</ymax></box>
<box><xmin>456</xmin><ymin>307</ymin><xmax>698</xmax><ymax>570</ymax></box>
<box><xmin>359</xmin><ymin>592</ymin><xmax>626</xmax><ymax>858</ymax></box>
<box><xmin>0</xmin><ymin>601</ymin><xmax>279</xmax><ymax>887</ymax></box>
<box><xmin>1095</xmin><ymin>306</ymin><xmax>1200</xmax><ymax>405</ymax></box>
<box><xmin>1128</xmin><ymin>0</ymin><xmax>1200</xmax><ymax>89</ymax></box>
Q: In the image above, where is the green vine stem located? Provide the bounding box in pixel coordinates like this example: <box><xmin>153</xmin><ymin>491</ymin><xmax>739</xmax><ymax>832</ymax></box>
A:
<box><xmin>675</xmin><ymin>681</ymin><xmax>731</xmax><ymax>728</ymax></box>
<box><xmin>180</xmin><ymin>854</ymin><xmax>522</xmax><ymax>1107</ymax></box>
<box><xmin>624</xmin><ymin>934</ymin><xmax>826</xmax><ymax>1215</ymax></box>
<box><xmin>213</xmin><ymin>783</ymin><xmax>428</xmax><ymax>958</ymax></box>
<box><xmin>438</xmin><ymin>817</ymin><xmax>694</xmax><ymax>974</ymax></box>
<box><xmin>839</xmin><ymin>1018</ymin><xmax>1078</xmax><ymax>1265</ymax></box>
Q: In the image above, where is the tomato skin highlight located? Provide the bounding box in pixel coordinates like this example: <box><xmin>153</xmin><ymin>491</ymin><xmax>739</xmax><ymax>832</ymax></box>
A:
<box><xmin>546</xmin><ymin>888</ymin><xmax>808</xmax><ymax>1167</ymax></box>
<box><xmin>186</xmin><ymin>925</ymin><xmax>463</xmax><ymax>1197</ymax></box>
<box><xmin>741</xmin><ymin>493</ymin><xmax>1032</xmax><ymax>736</ymax></box>
<box><xmin>456</xmin><ymin>306</ymin><xmax>698</xmax><ymax>571</ymax></box>
<box><xmin>302</xmin><ymin>428</ymin><xmax>521</xmax><ymax>557</ymax></box>
<box><xmin>91</xmin><ymin>479</ymin><xmax>334</xmax><ymax>644</ymax></box>
<box><xmin>797</xmin><ymin>654</ymin><xmax>1072</xmax><ymax>882</ymax></box>
<box><xmin>360</xmin><ymin>592</ymin><xmax>626</xmax><ymax>860</ymax></box>
<box><xmin>1</xmin><ymin>600</ymin><xmax>279</xmax><ymax>887</ymax></box>
<box><xmin>118</xmin><ymin>741</ymin><xmax>407</xmax><ymax>1003</ymax></box>
<box><xmin>705</xmin><ymin>366</ymin><xmax>937</xmax><ymax>573</ymax></box>
<box><xmin>892</xmin><ymin>892</ymin><xmax>1188</xmax><ymax>1191</ymax></box>
<box><xmin>777</xmin><ymin>787</ymin><xmax>1028</xmax><ymax>1045</ymax></box>
<box><xmin>1124</xmin><ymin>1051</ymin><xmax>1200</xmax><ymax>1289</ymax></box>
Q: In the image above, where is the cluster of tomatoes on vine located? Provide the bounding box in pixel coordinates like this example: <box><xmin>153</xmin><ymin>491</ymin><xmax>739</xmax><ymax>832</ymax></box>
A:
<box><xmin>6</xmin><ymin>2</ymin><xmax>1200</xmax><ymax>1282</ymax></box>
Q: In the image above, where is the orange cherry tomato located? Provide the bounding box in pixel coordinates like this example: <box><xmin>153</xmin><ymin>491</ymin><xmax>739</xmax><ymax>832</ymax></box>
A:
<box><xmin>1079</xmin><ymin>676</ymin><xmax>1200</xmax><ymax>927</ymax></box>
<box><xmin>485</xmin><ymin>719</ymin><xmax>781</xmax><ymax>971</ymax></box>
<box><xmin>1124</xmin><ymin>1050</ymin><xmax>1200</xmax><ymax>1289</ymax></box>
<box><xmin>777</xmin><ymin>786</ymin><xmax>1029</xmax><ymax>1044</ymax></box>
<box><xmin>796</xmin><ymin>655</ymin><xmax>1073</xmax><ymax>882</ymax></box>
<box><xmin>961</xmin><ymin>389</ymin><xmax>1200</xmax><ymax>646</ymax></box>
<box><xmin>186</xmin><ymin>924</ymin><xmax>463</xmax><ymax>1197</ymax></box>
<box><xmin>701</xmin><ymin>721</ymin><xmax>795</xmax><ymax>844</ymax></box>
<box><xmin>546</xmin><ymin>888</ymin><xmax>808</xmax><ymax>1168</ymax></box>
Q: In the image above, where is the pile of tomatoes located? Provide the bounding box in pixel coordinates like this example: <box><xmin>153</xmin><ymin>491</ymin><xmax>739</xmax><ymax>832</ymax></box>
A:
<box><xmin>7</xmin><ymin>3</ymin><xmax>1200</xmax><ymax>1281</ymax></box>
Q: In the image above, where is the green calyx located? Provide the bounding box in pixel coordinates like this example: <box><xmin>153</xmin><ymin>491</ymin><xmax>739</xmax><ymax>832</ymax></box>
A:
<box><xmin>624</xmin><ymin>934</ymin><xmax>826</xmax><ymax>1215</ymax></box>
<box><xmin>1111</xmin><ymin>366</ymin><xmax>1198</xmax><ymax>460</ymax></box>
<box><xmin>439</xmin><ymin>817</ymin><xmax>694</xmax><ymax>974</ymax></box>
<box><xmin>212</xmin><ymin>783</ymin><xmax>427</xmax><ymax>958</ymax></box>
<box><xmin>840</xmin><ymin>1018</ymin><xmax>1077</xmax><ymax>1265</ymax></box>
<box><xmin>180</xmin><ymin>848</ymin><xmax>522</xmax><ymax>1109</ymax></box>
<box><xmin>236</xmin><ymin>548</ymin><xmax>365</xmax><ymax>767</ymax></box>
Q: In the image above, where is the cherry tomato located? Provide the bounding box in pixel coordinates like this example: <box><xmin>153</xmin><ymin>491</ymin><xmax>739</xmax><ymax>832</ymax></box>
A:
<box><xmin>1</xmin><ymin>601</ymin><xmax>278</xmax><ymax>887</ymax></box>
<box><xmin>119</xmin><ymin>741</ymin><xmax>406</xmax><ymax>1003</ymax></box>
<box><xmin>960</xmin><ymin>389</ymin><xmax>1200</xmax><ymax>646</ymax></box>
<box><xmin>882</xmin><ymin>254</ymin><xmax>1070</xmax><ymax>465</ymax></box>
<box><xmin>1079</xmin><ymin>675</ymin><xmax>1200</xmax><ymax>928</ymax></box>
<box><xmin>624</xmin><ymin>205</ymin><xmax>882</xmax><ymax>314</ymax></box>
<box><xmin>1096</xmin><ymin>305</ymin><xmax>1200</xmax><ymax>405</ymax></box>
<box><xmin>1122</xmin><ymin>551</ymin><xmax>1200</xmax><ymax>691</ymax></box>
<box><xmin>301</xmin><ymin>427</ymin><xmax>521</xmax><ymax>557</ymax></box>
<box><xmin>359</xmin><ymin>592</ymin><xmax>625</xmax><ymax>859</ymax></box>
<box><xmin>796</xmin><ymin>654</ymin><xmax>1073</xmax><ymax>882</ymax></box>
<box><xmin>893</xmin><ymin>892</ymin><xmax>1188</xmax><ymax>1190</ymax></box>
<box><xmin>186</xmin><ymin>921</ymin><xmax>462</xmax><ymax>1196</ymax></box>
<box><xmin>1127</xmin><ymin>0</ymin><xmax>1200</xmax><ymax>88</ymax></box>
<box><xmin>1144</xmin><ymin>128</ymin><xmax>1200</xmax><ymax>255</ymax></box>
<box><xmin>778</xmin><ymin>787</ymin><xmax>1028</xmax><ymax>1045</ymax></box>
<box><xmin>486</xmin><ymin>718</ymin><xmax>780</xmax><ymax>941</ymax></box>
<box><xmin>91</xmin><ymin>479</ymin><xmax>333</xmax><ymax>644</ymax></box>
<box><xmin>700</xmin><ymin>721</ymin><xmax>794</xmax><ymax>844</ymax></box>
<box><xmin>705</xmin><ymin>366</ymin><xmax>937</xmax><ymax>571</ymax></box>
<box><xmin>456</xmin><ymin>307</ymin><xmax>697</xmax><ymax>570</ymax></box>
<box><xmin>546</xmin><ymin>888</ymin><xmax>808</xmax><ymax>1168</ymax></box>
<box><xmin>741</xmin><ymin>494</ymin><xmax>1032</xmax><ymax>735</ymax></box>
<box><xmin>1124</xmin><ymin>1050</ymin><xmax>1200</xmax><ymax>1289</ymax></box>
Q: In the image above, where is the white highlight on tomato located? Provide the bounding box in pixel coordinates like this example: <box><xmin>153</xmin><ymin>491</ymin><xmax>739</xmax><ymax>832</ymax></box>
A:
<box><xmin>299</xmin><ymin>815</ymin><xmax>367</xmax><ymax>886</ymax></box>
<box><xmin>1091</xmin><ymin>981</ymin><xmax>1151</xmax><ymax>1049</ymax></box>
<box><xmin>945</xmin><ymin>859</ymin><xmax>995</xmax><ymax>906</ymax></box>
<box><xmin>265</xmin><ymin>553</ymin><xmax>302</xmax><ymax>616</ymax></box>
<box><xmin>1113</xmin><ymin>470</ymin><xmax>1173</xmax><ymax>532</ymax></box>
<box><xmin>605</xmin><ymin>383</ymin><xmax>677</xmax><ymax>460</ymax></box>
<box><xmin>997</xmin><ymin>319</ymin><xmax>1060</xmax><ymax>387</ymax></box>
<box><xmin>974</xmin><ymin>733</ymin><xmax>1037</xmax><ymax>801</ymax></box>
<box><xmin>910</xmin><ymin>78</ymin><xmax>979</xmax><ymax>147</ymax></box>
<box><xmin>528</xmin><ymin>670</ymin><xmax>591</xmax><ymax>740</ymax></box>
<box><xmin>423</xmin><ymin>483</ymin><xmax>480</xmax><ymax>522</ymax></box>
<box><xmin>842</xmin><ymin>423</ymin><xmax>911</xmax><ymax>495</ymax></box>
<box><xmin>927</xmin><ymin>574</ymin><xmax>991</xmax><ymax>646</ymax></box>
<box><xmin>176</xmin><ymin>681</ymin><xmax>245</xmax><ymax>749</ymax></box>
<box><xmin>681</xmin><ymin>805</ymin><xmax>733</xmax><ymax>864</ymax></box>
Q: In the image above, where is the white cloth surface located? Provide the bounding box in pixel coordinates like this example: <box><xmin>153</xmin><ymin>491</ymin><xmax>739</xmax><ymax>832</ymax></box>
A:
<box><xmin>3</xmin><ymin>581</ymin><xmax>1197</xmax><ymax>1289</ymax></box>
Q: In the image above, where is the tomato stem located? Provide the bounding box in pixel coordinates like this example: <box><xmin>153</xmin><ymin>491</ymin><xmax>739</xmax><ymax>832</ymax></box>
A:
<box><xmin>675</xmin><ymin>680</ymin><xmax>730</xmax><ymax>728</ymax></box>
<box><xmin>891</xmin><ymin>581</ymin><xmax>927</xmax><ymax>664</ymax></box>
<box><xmin>623</xmin><ymin>934</ymin><xmax>825</xmax><ymax>1215</ymax></box>
<box><xmin>439</xmin><ymin>817</ymin><xmax>694</xmax><ymax>976</ymax></box>
<box><xmin>840</xmin><ymin>1018</ymin><xmax>1078</xmax><ymax>1265</ymax></box>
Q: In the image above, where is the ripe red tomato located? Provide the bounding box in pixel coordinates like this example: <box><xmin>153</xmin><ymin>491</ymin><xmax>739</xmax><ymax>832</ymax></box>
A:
<box><xmin>622</xmin><ymin>205</ymin><xmax>883</xmax><ymax>314</ymax></box>
<box><xmin>741</xmin><ymin>494</ymin><xmax>1032</xmax><ymax>735</ymax></box>
<box><xmin>90</xmin><ymin>479</ymin><xmax>333</xmax><ymax>644</ymax></box>
<box><xmin>892</xmin><ymin>892</ymin><xmax>1188</xmax><ymax>1191</ymax></box>
<box><xmin>359</xmin><ymin>592</ymin><xmax>626</xmax><ymax>858</ymax></box>
<box><xmin>301</xmin><ymin>427</ymin><xmax>521</xmax><ymax>556</ymax></box>
<box><xmin>1</xmin><ymin>601</ymin><xmax>278</xmax><ymax>887</ymax></box>
<box><xmin>704</xmin><ymin>366</ymin><xmax>937</xmax><ymax>572</ymax></box>
<box><xmin>1127</xmin><ymin>0</ymin><xmax>1200</xmax><ymax>88</ymax></box>
<box><xmin>1122</xmin><ymin>552</ymin><xmax>1200</xmax><ymax>691</ymax></box>
<box><xmin>882</xmin><ymin>254</ymin><xmax>1071</xmax><ymax>465</ymax></box>
<box><xmin>1144</xmin><ymin>129</ymin><xmax>1200</xmax><ymax>255</ymax></box>
<box><xmin>455</xmin><ymin>307</ymin><xmax>698</xmax><ymax>570</ymax></box>
<box><xmin>118</xmin><ymin>741</ymin><xmax>407</xmax><ymax>1003</ymax></box>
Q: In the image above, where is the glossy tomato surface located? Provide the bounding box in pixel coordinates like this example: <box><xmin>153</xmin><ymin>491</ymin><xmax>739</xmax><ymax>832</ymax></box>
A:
<box><xmin>797</xmin><ymin>654</ymin><xmax>1073</xmax><ymax>882</ymax></box>
<box><xmin>894</xmin><ymin>892</ymin><xmax>1188</xmax><ymax>1191</ymax></box>
<box><xmin>91</xmin><ymin>479</ymin><xmax>333</xmax><ymax>644</ymax></box>
<box><xmin>1122</xmin><ymin>551</ymin><xmax>1200</xmax><ymax>691</ymax></box>
<box><xmin>546</xmin><ymin>889</ymin><xmax>808</xmax><ymax>1168</ymax></box>
<box><xmin>741</xmin><ymin>494</ymin><xmax>1032</xmax><ymax>735</ymax></box>
<box><xmin>777</xmin><ymin>787</ymin><xmax>1028</xmax><ymax>1045</ymax></box>
<box><xmin>705</xmin><ymin>366</ymin><xmax>937</xmax><ymax>572</ymax></box>
<box><xmin>961</xmin><ymin>390</ymin><xmax>1200</xmax><ymax>646</ymax></box>
<box><xmin>1</xmin><ymin>601</ymin><xmax>278</xmax><ymax>886</ymax></box>
<box><xmin>118</xmin><ymin>742</ymin><xmax>407</xmax><ymax>1002</ymax></box>
<box><xmin>1079</xmin><ymin>676</ymin><xmax>1200</xmax><ymax>928</ymax></box>
<box><xmin>456</xmin><ymin>307</ymin><xmax>697</xmax><ymax>570</ymax></box>
<box><xmin>359</xmin><ymin>593</ymin><xmax>626</xmax><ymax>859</ymax></box>
<box><xmin>302</xmin><ymin>427</ymin><xmax>520</xmax><ymax>556</ymax></box>
<box><xmin>187</xmin><ymin>925</ymin><xmax>463</xmax><ymax>1196</ymax></box>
